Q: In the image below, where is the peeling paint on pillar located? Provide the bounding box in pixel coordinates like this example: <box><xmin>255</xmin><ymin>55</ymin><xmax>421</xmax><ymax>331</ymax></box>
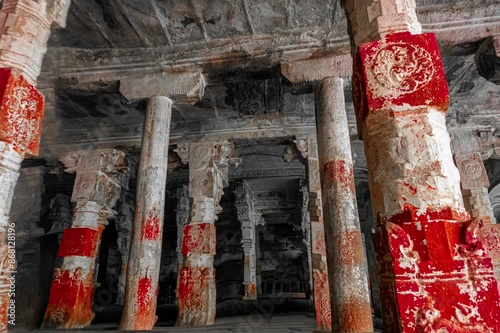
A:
<box><xmin>119</xmin><ymin>96</ymin><xmax>172</xmax><ymax>331</ymax></box>
<box><xmin>316</xmin><ymin>76</ymin><xmax>373</xmax><ymax>332</ymax></box>
<box><xmin>352</xmin><ymin>30</ymin><xmax>500</xmax><ymax>333</ymax></box>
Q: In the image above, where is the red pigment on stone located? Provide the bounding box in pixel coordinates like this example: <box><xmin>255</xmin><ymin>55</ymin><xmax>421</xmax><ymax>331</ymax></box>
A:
<box><xmin>323</xmin><ymin>160</ymin><xmax>355</xmax><ymax>191</ymax></box>
<box><xmin>390</xmin><ymin>204</ymin><xmax>470</xmax><ymax>224</ymax></box>
<box><xmin>141</xmin><ymin>211</ymin><xmax>160</xmax><ymax>240</ymax></box>
<box><xmin>44</xmin><ymin>269</ymin><xmax>95</xmax><ymax>327</ymax></box>
<box><xmin>358</xmin><ymin>32</ymin><xmax>449</xmax><ymax>114</ymax></box>
<box><xmin>0</xmin><ymin>68</ymin><xmax>44</xmax><ymax>157</ymax></box>
<box><xmin>402</xmin><ymin>182</ymin><xmax>417</xmax><ymax>195</ymax></box>
<box><xmin>135</xmin><ymin>276</ymin><xmax>153</xmax><ymax>328</ymax></box>
<box><xmin>58</xmin><ymin>228</ymin><xmax>99</xmax><ymax>257</ymax></box>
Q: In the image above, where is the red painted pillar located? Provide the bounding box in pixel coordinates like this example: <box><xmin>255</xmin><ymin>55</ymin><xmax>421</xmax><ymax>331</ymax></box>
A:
<box><xmin>176</xmin><ymin>142</ymin><xmax>234</xmax><ymax>327</ymax></box>
<box><xmin>349</xmin><ymin>18</ymin><xmax>500</xmax><ymax>333</ymax></box>
<box><xmin>316</xmin><ymin>77</ymin><xmax>373</xmax><ymax>332</ymax></box>
<box><xmin>0</xmin><ymin>1</ymin><xmax>69</xmax><ymax>330</ymax></box>
<box><xmin>42</xmin><ymin>150</ymin><xmax>128</xmax><ymax>328</ymax></box>
<box><xmin>118</xmin><ymin>96</ymin><xmax>172</xmax><ymax>330</ymax></box>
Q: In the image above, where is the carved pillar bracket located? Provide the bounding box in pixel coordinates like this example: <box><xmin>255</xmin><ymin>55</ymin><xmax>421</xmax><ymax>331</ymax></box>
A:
<box><xmin>176</xmin><ymin>141</ymin><xmax>235</xmax><ymax>327</ymax></box>
<box><xmin>119</xmin><ymin>72</ymin><xmax>205</xmax><ymax>331</ymax></box>
<box><xmin>234</xmin><ymin>180</ymin><xmax>258</xmax><ymax>300</ymax></box>
<box><xmin>346</xmin><ymin>2</ymin><xmax>500</xmax><ymax>331</ymax></box>
<box><xmin>42</xmin><ymin>149</ymin><xmax>129</xmax><ymax>329</ymax></box>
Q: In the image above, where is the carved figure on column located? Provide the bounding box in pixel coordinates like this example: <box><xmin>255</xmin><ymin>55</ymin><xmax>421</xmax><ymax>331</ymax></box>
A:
<box><xmin>346</xmin><ymin>1</ymin><xmax>500</xmax><ymax>331</ymax></box>
<box><xmin>177</xmin><ymin>141</ymin><xmax>239</xmax><ymax>327</ymax></box>
<box><xmin>42</xmin><ymin>149</ymin><xmax>129</xmax><ymax>329</ymax></box>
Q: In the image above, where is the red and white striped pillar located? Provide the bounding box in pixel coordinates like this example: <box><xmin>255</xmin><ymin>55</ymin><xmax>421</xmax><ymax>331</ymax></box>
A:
<box><xmin>316</xmin><ymin>77</ymin><xmax>373</xmax><ymax>332</ymax></box>
<box><xmin>347</xmin><ymin>0</ymin><xmax>500</xmax><ymax>331</ymax></box>
<box><xmin>118</xmin><ymin>96</ymin><xmax>172</xmax><ymax>330</ymax></box>
<box><xmin>176</xmin><ymin>142</ymin><xmax>234</xmax><ymax>327</ymax></box>
<box><xmin>42</xmin><ymin>150</ymin><xmax>128</xmax><ymax>328</ymax></box>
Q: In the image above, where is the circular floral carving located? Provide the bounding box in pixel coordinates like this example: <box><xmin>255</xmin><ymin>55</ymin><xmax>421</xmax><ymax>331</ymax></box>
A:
<box><xmin>369</xmin><ymin>42</ymin><xmax>435</xmax><ymax>95</ymax></box>
<box><xmin>460</xmin><ymin>159</ymin><xmax>482</xmax><ymax>179</ymax></box>
<box><xmin>185</xmin><ymin>224</ymin><xmax>204</xmax><ymax>251</ymax></box>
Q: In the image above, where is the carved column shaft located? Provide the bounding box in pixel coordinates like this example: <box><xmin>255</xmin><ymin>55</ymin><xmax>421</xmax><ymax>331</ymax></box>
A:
<box><xmin>0</xmin><ymin>1</ymin><xmax>70</xmax><ymax>329</ymax></box>
<box><xmin>450</xmin><ymin>128</ymin><xmax>500</xmax><ymax>289</ymax></box>
<box><xmin>316</xmin><ymin>77</ymin><xmax>373</xmax><ymax>332</ymax></box>
<box><xmin>43</xmin><ymin>150</ymin><xmax>128</xmax><ymax>329</ymax></box>
<box><xmin>303</xmin><ymin>137</ymin><xmax>332</xmax><ymax>332</ymax></box>
<box><xmin>177</xmin><ymin>142</ymin><xmax>233</xmax><ymax>327</ymax></box>
<box><xmin>119</xmin><ymin>96</ymin><xmax>172</xmax><ymax>330</ymax></box>
<box><xmin>174</xmin><ymin>185</ymin><xmax>189</xmax><ymax>304</ymax></box>
<box><xmin>234</xmin><ymin>181</ymin><xmax>257</xmax><ymax>300</ymax></box>
<box><xmin>348</xmin><ymin>1</ymin><xmax>500</xmax><ymax>332</ymax></box>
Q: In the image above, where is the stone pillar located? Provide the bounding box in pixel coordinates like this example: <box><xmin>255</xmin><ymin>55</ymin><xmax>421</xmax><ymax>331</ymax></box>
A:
<box><xmin>0</xmin><ymin>1</ymin><xmax>70</xmax><ymax>329</ymax></box>
<box><xmin>294</xmin><ymin>135</ymin><xmax>332</xmax><ymax>331</ymax></box>
<box><xmin>234</xmin><ymin>181</ymin><xmax>257</xmax><ymax>300</ymax></box>
<box><xmin>347</xmin><ymin>0</ymin><xmax>500</xmax><ymax>331</ymax></box>
<box><xmin>116</xmin><ymin>72</ymin><xmax>204</xmax><ymax>331</ymax></box>
<box><xmin>176</xmin><ymin>141</ymin><xmax>235</xmax><ymax>327</ymax></box>
<box><xmin>114</xmin><ymin>191</ymin><xmax>135</xmax><ymax>306</ymax></box>
<box><xmin>316</xmin><ymin>77</ymin><xmax>373</xmax><ymax>332</ymax></box>
<box><xmin>118</xmin><ymin>96</ymin><xmax>172</xmax><ymax>330</ymax></box>
<box><xmin>174</xmin><ymin>184</ymin><xmax>189</xmax><ymax>304</ymax></box>
<box><xmin>450</xmin><ymin>127</ymin><xmax>500</xmax><ymax>289</ymax></box>
<box><xmin>298</xmin><ymin>177</ymin><xmax>313</xmax><ymax>299</ymax></box>
<box><xmin>42</xmin><ymin>150</ymin><xmax>129</xmax><ymax>328</ymax></box>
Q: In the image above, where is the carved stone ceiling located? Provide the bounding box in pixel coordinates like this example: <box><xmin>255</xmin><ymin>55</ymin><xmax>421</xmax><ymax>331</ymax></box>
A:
<box><xmin>36</xmin><ymin>0</ymin><xmax>500</xmax><ymax>160</ymax></box>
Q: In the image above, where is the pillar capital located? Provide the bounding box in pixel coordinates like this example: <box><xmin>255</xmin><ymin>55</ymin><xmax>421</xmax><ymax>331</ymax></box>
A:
<box><xmin>119</xmin><ymin>71</ymin><xmax>205</xmax><ymax>105</ymax></box>
<box><xmin>0</xmin><ymin>0</ymin><xmax>71</xmax><ymax>84</ymax></box>
<box><xmin>281</xmin><ymin>54</ymin><xmax>352</xmax><ymax>84</ymax></box>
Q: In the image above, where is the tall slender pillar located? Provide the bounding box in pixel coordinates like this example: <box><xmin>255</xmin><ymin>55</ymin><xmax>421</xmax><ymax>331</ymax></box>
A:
<box><xmin>316</xmin><ymin>77</ymin><xmax>373</xmax><ymax>332</ymax></box>
<box><xmin>346</xmin><ymin>0</ymin><xmax>500</xmax><ymax>331</ymax></box>
<box><xmin>118</xmin><ymin>96</ymin><xmax>172</xmax><ymax>330</ymax></box>
<box><xmin>174</xmin><ymin>184</ymin><xmax>189</xmax><ymax>304</ymax></box>
<box><xmin>176</xmin><ymin>141</ymin><xmax>236</xmax><ymax>327</ymax></box>
<box><xmin>117</xmin><ymin>72</ymin><xmax>205</xmax><ymax>331</ymax></box>
<box><xmin>0</xmin><ymin>2</ymin><xmax>70</xmax><ymax>329</ymax></box>
<box><xmin>42</xmin><ymin>150</ymin><xmax>129</xmax><ymax>328</ymax></box>
<box><xmin>115</xmin><ymin>191</ymin><xmax>135</xmax><ymax>306</ymax></box>
<box><xmin>234</xmin><ymin>181</ymin><xmax>258</xmax><ymax>300</ymax></box>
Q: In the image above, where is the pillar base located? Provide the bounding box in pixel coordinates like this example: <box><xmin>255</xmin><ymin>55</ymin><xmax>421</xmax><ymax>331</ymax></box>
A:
<box><xmin>376</xmin><ymin>215</ymin><xmax>500</xmax><ymax>333</ymax></box>
<box><xmin>41</xmin><ymin>269</ymin><xmax>95</xmax><ymax>329</ymax></box>
<box><xmin>176</xmin><ymin>267</ymin><xmax>216</xmax><ymax>327</ymax></box>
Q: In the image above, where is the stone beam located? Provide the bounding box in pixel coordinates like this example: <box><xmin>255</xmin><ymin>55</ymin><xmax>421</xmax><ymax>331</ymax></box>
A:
<box><xmin>119</xmin><ymin>72</ymin><xmax>205</xmax><ymax>105</ymax></box>
<box><xmin>281</xmin><ymin>54</ymin><xmax>353</xmax><ymax>84</ymax></box>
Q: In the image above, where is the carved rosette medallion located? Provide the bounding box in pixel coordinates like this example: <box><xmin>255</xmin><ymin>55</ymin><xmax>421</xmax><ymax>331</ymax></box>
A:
<box><xmin>367</xmin><ymin>42</ymin><xmax>435</xmax><ymax>98</ymax></box>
